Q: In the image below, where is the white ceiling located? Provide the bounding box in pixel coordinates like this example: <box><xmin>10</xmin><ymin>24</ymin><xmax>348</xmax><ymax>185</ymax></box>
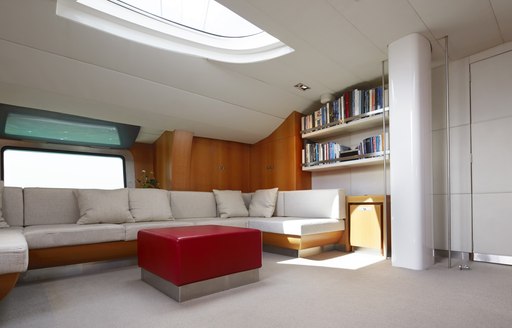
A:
<box><xmin>0</xmin><ymin>0</ymin><xmax>511</xmax><ymax>144</ymax></box>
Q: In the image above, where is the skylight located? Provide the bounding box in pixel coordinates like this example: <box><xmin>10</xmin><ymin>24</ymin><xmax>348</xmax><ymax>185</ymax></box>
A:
<box><xmin>5</xmin><ymin>113</ymin><xmax>121</xmax><ymax>146</ymax></box>
<box><xmin>0</xmin><ymin>103</ymin><xmax>140</xmax><ymax>149</ymax></box>
<box><xmin>115</xmin><ymin>0</ymin><xmax>262</xmax><ymax>38</ymax></box>
<box><xmin>57</xmin><ymin>0</ymin><xmax>294</xmax><ymax>63</ymax></box>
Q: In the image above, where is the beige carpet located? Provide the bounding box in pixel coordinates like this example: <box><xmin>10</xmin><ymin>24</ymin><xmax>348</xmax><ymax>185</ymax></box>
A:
<box><xmin>1</xmin><ymin>251</ymin><xmax>512</xmax><ymax>328</ymax></box>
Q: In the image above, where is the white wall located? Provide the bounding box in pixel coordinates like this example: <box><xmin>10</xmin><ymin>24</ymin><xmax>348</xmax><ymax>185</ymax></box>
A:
<box><xmin>432</xmin><ymin>42</ymin><xmax>512</xmax><ymax>253</ymax></box>
<box><xmin>470</xmin><ymin>47</ymin><xmax>512</xmax><ymax>257</ymax></box>
<box><xmin>431</xmin><ymin>57</ymin><xmax>472</xmax><ymax>253</ymax></box>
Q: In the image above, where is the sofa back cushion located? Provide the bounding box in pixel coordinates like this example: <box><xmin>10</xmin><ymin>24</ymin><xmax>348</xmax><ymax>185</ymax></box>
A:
<box><xmin>75</xmin><ymin>189</ymin><xmax>134</xmax><ymax>224</ymax></box>
<box><xmin>170</xmin><ymin>191</ymin><xmax>217</xmax><ymax>219</ymax></box>
<box><xmin>249</xmin><ymin>188</ymin><xmax>279</xmax><ymax>218</ymax></box>
<box><xmin>281</xmin><ymin>189</ymin><xmax>346</xmax><ymax>219</ymax></box>
<box><xmin>24</xmin><ymin>188</ymin><xmax>80</xmax><ymax>226</ymax></box>
<box><xmin>2</xmin><ymin>187</ymin><xmax>23</xmax><ymax>227</ymax></box>
<box><xmin>129</xmin><ymin>188</ymin><xmax>173</xmax><ymax>222</ymax></box>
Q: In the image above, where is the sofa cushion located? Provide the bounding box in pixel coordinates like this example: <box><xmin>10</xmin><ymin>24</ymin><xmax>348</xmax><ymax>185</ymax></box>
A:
<box><xmin>129</xmin><ymin>188</ymin><xmax>173</xmax><ymax>222</ymax></box>
<box><xmin>249</xmin><ymin>188</ymin><xmax>278</xmax><ymax>218</ymax></box>
<box><xmin>124</xmin><ymin>221</ymin><xmax>194</xmax><ymax>241</ymax></box>
<box><xmin>24</xmin><ymin>224</ymin><xmax>125</xmax><ymax>249</ymax></box>
<box><xmin>248</xmin><ymin>217</ymin><xmax>344</xmax><ymax>236</ymax></box>
<box><xmin>24</xmin><ymin>188</ymin><xmax>79</xmax><ymax>226</ymax></box>
<box><xmin>170</xmin><ymin>191</ymin><xmax>217</xmax><ymax>219</ymax></box>
<box><xmin>0</xmin><ymin>227</ymin><xmax>28</xmax><ymax>274</ymax></box>
<box><xmin>0</xmin><ymin>181</ymin><xmax>7</xmax><ymax>228</ymax></box>
<box><xmin>213</xmin><ymin>190</ymin><xmax>249</xmax><ymax>218</ymax></box>
<box><xmin>75</xmin><ymin>189</ymin><xmax>134</xmax><ymax>224</ymax></box>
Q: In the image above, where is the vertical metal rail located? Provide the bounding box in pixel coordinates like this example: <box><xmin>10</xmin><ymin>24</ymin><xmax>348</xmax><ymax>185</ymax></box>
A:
<box><xmin>444</xmin><ymin>36</ymin><xmax>452</xmax><ymax>268</ymax></box>
<box><xmin>382</xmin><ymin>60</ymin><xmax>388</xmax><ymax>258</ymax></box>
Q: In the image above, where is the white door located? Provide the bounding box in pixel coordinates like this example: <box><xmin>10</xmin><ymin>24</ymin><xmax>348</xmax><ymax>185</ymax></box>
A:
<box><xmin>471</xmin><ymin>49</ymin><xmax>512</xmax><ymax>258</ymax></box>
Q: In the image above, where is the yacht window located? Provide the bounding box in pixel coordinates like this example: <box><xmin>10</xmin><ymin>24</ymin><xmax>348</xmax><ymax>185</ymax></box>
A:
<box><xmin>2</xmin><ymin>148</ymin><xmax>125</xmax><ymax>189</ymax></box>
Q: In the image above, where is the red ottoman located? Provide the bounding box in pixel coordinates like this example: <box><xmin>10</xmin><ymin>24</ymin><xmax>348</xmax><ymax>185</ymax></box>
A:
<box><xmin>138</xmin><ymin>225</ymin><xmax>262</xmax><ymax>302</ymax></box>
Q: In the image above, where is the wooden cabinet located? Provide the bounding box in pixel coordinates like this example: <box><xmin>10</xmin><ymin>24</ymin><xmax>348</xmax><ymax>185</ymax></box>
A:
<box><xmin>152</xmin><ymin>111</ymin><xmax>310</xmax><ymax>193</ymax></box>
<box><xmin>190</xmin><ymin>137</ymin><xmax>250</xmax><ymax>192</ymax></box>
<box><xmin>347</xmin><ymin>195</ymin><xmax>390</xmax><ymax>255</ymax></box>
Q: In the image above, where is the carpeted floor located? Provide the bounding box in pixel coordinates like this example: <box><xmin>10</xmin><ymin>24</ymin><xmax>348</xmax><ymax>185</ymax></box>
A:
<box><xmin>1</xmin><ymin>251</ymin><xmax>512</xmax><ymax>328</ymax></box>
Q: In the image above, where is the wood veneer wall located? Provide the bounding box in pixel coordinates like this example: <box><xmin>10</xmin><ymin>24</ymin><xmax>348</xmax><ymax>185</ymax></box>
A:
<box><xmin>190</xmin><ymin>137</ymin><xmax>251</xmax><ymax>192</ymax></box>
<box><xmin>153</xmin><ymin>130</ymin><xmax>193</xmax><ymax>190</ymax></box>
<box><xmin>130</xmin><ymin>142</ymin><xmax>155</xmax><ymax>186</ymax></box>
<box><xmin>250</xmin><ymin>111</ymin><xmax>311</xmax><ymax>191</ymax></box>
<box><xmin>135</xmin><ymin>111</ymin><xmax>311</xmax><ymax>192</ymax></box>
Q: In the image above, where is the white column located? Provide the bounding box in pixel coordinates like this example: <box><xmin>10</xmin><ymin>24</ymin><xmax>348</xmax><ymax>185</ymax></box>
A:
<box><xmin>389</xmin><ymin>33</ymin><xmax>434</xmax><ymax>270</ymax></box>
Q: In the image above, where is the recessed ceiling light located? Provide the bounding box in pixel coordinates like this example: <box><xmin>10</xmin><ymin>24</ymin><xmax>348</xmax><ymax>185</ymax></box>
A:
<box><xmin>294</xmin><ymin>83</ymin><xmax>310</xmax><ymax>91</ymax></box>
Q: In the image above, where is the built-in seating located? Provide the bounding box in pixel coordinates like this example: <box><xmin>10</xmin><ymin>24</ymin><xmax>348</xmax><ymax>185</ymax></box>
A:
<box><xmin>0</xmin><ymin>186</ymin><xmax>346</xmax><ymax>300</ymax></box>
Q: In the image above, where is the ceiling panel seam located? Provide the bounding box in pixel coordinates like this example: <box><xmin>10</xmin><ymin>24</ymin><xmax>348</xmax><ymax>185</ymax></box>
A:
<box><xmin>326</xmin><ymin>0</ymin><xmax>387</xmax><ymax>58</ymax></box>
<box><xmin>489</xmin><ymin>0</ymin><xmax>505</xmax><ymax>43</ymax></box>
<box><xmin>406</xmin><ymin>0</ymin><xmax>447</xmax><ymax>58</ymax></box>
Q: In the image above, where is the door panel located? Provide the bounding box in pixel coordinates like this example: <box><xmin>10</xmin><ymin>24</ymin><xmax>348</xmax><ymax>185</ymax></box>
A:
<box><xmin>471</xmin><ymin>49</ymin><xmax>512</xmax><ymax>257</ymax></box>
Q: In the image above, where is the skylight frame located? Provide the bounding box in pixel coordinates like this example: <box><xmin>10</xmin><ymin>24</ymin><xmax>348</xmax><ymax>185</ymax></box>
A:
<box><xmin>56</xmin><ymin>0</ymin><xmax>294</xmax><ymax>63</ymax></box>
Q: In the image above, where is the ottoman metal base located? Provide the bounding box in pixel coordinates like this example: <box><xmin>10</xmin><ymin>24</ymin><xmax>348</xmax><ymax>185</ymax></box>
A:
<box><xmin>142</xmin><ymin>268</ymin><xmax>259</xmax><ymax>302</ymax></box>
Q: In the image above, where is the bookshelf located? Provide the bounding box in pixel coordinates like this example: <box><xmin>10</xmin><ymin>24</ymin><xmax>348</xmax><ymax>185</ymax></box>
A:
<box><xmin>302</xmin><ymin>108</ymin><xmax>388</xmax><ymax>140</ymax></box>
<box><xmin>302</xmin><ymin>155</ymin><xmax>387</xmax><ymax>172</ymax></box>
<box><xmin>301</xmin><ymin>89</ymin><xmax>389</xmax><ymax>172</ymax></box>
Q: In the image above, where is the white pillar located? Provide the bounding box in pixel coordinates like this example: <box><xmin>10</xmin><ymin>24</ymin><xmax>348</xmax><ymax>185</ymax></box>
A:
<box><xmin>389</xmin><ymin>33</ymin><xmax>434</xmax><ymax>270</ymax></box>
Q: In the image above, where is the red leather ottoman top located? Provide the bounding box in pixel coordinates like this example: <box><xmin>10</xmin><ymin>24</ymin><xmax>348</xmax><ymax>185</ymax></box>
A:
<box><xmin>138</xmin><ymin>225</ymin><xmax>262</xmax><ymax>286</ymax></box>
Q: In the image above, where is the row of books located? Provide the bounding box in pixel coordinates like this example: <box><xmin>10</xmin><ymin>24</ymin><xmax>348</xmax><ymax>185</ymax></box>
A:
<box><xmin>302</xmin><ymin>134</ymin><xmax>387</xmax><ymax>165</ymax></box>
<box><xmin>301</xmin><ymin>86</ymin><xmax>387</xmax><ymax>132</ymax></box>
<box><xmin>302</xmin><ymin>141</ymin><xmax>353</xmax><ymax>165</ymax></box>
<box><xmin>358</xmin><ymin>134</ymin><xmax>385</xmax><ymax>155</ymax></box>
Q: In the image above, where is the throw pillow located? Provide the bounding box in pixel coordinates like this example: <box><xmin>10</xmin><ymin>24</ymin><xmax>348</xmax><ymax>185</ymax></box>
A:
<box><xmin>129</xmin><ymin>188</ymin><xmax>173</xmax><ymax>222</ymax></box>
<box><xmin>212</xmin><ymin>190</ymin><xmax>249</xmax><ymax>218</ymax></box>
<box><xmin>249</xmin><ymin>188</ymin><xmax>279</xmax><ymax>218</ymax></box>
<box><xmin>0</xmin><ymin>181</ymin><xmax>8</xmax><ymax>228</ymax></box>
<box><xmin>75</xmin><ymin>189</ymin><xmax>134</xmax><ymax>224</ymax></box>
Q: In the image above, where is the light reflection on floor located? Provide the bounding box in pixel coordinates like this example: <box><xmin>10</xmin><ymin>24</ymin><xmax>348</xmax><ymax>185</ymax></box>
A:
<box><xmin>277</xmin><ymin>249</ymin><xmax>386</xmax><ymax>270</ymax></box>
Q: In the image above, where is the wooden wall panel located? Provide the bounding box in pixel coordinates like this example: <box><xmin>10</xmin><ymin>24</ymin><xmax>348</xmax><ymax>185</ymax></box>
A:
<box><xmin>250</xmin><ymin>111</ymin><xmax>311</xmax><ymax>191</ymax></box>
<box><xmin>154</xmin><ymin>130</ymin><xmax>193</xmax><ymax>190</ymax></box>
<box><xmin>152</xmin><ymin>112</ymin><xmax>309</xmax><ymax>192</ymax></box>
<box><xmin>130</xmin><ymin>142</ymin><xmax>155</xmax><ymax>187</ymax></box>
<box><xmin>190</xmin><ymin>138</ymin><xmax>214</xmax><ymax>191</ymax></box>
<box><xmin>190</xmin><ymin>137</ymin><xmax>251</xmax><ymax>192</ymax></box>
<box><xmin>170</xmin><ymin>130</ymin><xmax>193</xmax><ymax>190</ymax></box>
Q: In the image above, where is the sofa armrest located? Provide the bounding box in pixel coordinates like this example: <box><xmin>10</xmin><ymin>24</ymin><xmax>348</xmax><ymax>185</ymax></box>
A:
<box><xmin>278</xmin><ymin>189</ymin><xmax>346</xmax><ymax>220</ymax></box>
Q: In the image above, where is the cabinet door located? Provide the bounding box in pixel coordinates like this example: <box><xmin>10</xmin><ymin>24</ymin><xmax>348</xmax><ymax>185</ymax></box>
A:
<box><xmin>212</xmin><ymin>140</ymin><xmax>250</xmax><ymax>191</ymax></box>
<box><xmin>211</xmin><ymin>139</ymin><xmax>229</xmax><ymax>190</ymax></box>
<box><xmin>225</xmin><ymin>142</ymin><xmax>250</xmax><ymax>192</ymax></box>
<box><xmin>190</xmin><ymin>138</ymin><xmax>214</xmax><ymax>191</ymax></box>
<box><xmin>271</xmin><ymin>137</ymin><xmax>294</xmax><ymax>190</ymax></box>
<box><xmin>250</xmin><ymin>141</ymin><xmax>272</xmax><ymax>190</ymax></box>
<box><xmin>349</xmin><ymin>203</ymin><xmax>382</xmax><ymax>249</ymax></box>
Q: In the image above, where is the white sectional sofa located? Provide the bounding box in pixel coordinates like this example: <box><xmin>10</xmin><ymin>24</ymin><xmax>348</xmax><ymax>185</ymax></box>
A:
<box><xmin>0</xmin><ymin>187</ymin><xmax>346</xmax><ymax>300</ymax></box>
